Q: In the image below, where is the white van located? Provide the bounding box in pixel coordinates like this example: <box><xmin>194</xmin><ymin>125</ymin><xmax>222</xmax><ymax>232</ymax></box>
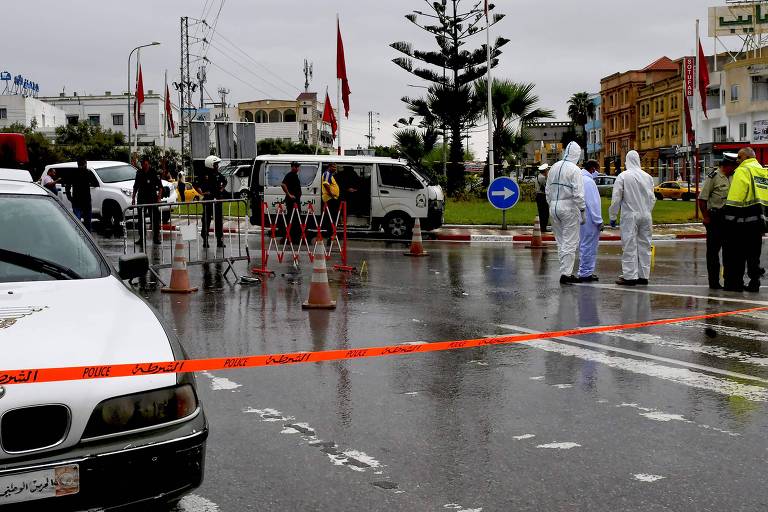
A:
<box><xmin>248</xmin><ymin>155</ymin><xmax>445</xmax><ymax>238</ymax></box>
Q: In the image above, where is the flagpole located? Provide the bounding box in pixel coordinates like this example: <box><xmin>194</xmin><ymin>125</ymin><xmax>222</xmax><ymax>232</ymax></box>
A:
<box><xmin>337</xmin><ymin>14</ymin><xmax>342</xmax><ymax>156</ymax></box>
<box><xmin>694</xmin><ymin>19</ymin><xmax>700</xmax><ymax>221</ymax></box>
<box><xmin>486</xmin><ymin>3</ymin><xmax>494</xmax><ymax>182</ymax></box>
<box><xmin>163</xmin><ymin>70</ymin><xmax>168</xmax><ymax>157</ymax></box>
<box><xmin>133</xmin><ymin>49</ymin><xmax>140</xmax><ymax>160</ymax></box>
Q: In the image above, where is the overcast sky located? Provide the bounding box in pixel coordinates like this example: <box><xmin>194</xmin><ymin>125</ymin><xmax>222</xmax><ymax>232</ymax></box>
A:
<box><xmin>4</xmin><ymin>0</ymin><xmax>721</xmax><ymax>155</ymax></box>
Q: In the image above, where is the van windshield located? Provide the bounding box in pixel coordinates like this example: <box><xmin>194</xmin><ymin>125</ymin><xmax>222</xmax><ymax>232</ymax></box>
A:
<box><xmin>94</xmin><ymin>164</ymin><xmax>138</xmax><ymax>183</ymax></box>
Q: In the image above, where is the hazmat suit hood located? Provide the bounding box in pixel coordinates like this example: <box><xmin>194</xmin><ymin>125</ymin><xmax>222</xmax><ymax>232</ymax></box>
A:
<box><xmin>561</xmin><ymin>141</ymin><xmax>582</xmax><ymax>165</ymax></box>
<box><xmin>625</xmin><ymin>150</ymin><xmax>642</xmax><ymax>172</ymax></box>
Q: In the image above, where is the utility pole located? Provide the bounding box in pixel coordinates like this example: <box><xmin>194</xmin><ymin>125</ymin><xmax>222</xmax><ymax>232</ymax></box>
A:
<box><xmin>303</xmin><ymin>59</ymin><xmax>313</xmax><ymax>92</ymax></box>
<box><xmin>179</xmin><ymin>16</ymin><xmax>191</xmax><ymax>174</ymax></box>
<box><xmin>218</xmin><ymin>87</ymin><xmax>229</xmax><ymax>120</ymax></box>
<box><xmin>366</xmin><ymin>111</ymin><xmax>380</xmax><ymax>148</ymax></box>
<box><xmin>197</xmin><ymin>65</ymin><xmax>207</xmax><ymax>109</ymax></box>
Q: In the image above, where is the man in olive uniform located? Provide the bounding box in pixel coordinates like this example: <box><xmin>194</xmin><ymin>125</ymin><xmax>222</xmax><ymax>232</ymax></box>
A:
<box><xmin>196</xmin><ymin>155</ymin><xmax>227</xmax><ymax>248</ymax></box>
<box><xmin>131</xmin><ymin>156</ymin><xmax>164</xmax><ymax>246</ymax></box>
<box><xmin>697</xmin><ymin>152</ymin><xmax>738</xmax><ymax>289</ymax></box>
<box><xmin>723</xmin><ymin>147</ymin><xmax>768</xmax><ymax>292</ymax></box>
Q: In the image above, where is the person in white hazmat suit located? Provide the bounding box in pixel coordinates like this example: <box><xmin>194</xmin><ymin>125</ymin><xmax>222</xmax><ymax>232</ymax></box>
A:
<box><xmin>608</xmin><ymin>150</ymin><xmax>657</xmax><ymax>286</ymax></box>
<box><xmin>578</xmin><ymin>165</ymin><xmax>604</xmax><ymax>282</ymax></box>
<box><xmin>545</xmin><ymin>141</ymin><xmax>586</xmax><ymax>284</ymax></box>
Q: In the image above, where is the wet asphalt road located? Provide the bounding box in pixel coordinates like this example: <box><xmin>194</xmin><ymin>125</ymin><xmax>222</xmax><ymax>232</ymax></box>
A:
<box><xmin>96</xmin><ymin>234</ymin><xmax>768</xmax><ymax>512</ymax></box>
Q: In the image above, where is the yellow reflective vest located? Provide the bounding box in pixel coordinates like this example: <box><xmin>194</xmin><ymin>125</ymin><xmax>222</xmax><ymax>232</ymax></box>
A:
<box><xmin>725</xmin><ymin>158</ymin><xmax>768</xmax><ymax>210</ymax></box>
<box><xmin>322</xmin><ymin>171</ymin><xmax>339</xmax><ymax>203</ymax></box>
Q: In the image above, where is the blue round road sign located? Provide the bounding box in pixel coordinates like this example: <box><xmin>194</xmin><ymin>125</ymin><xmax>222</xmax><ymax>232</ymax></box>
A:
<box><xmin>487</xmin><ymin>176</ymin><xmax>520</xmax><ymax>210</ymax></box>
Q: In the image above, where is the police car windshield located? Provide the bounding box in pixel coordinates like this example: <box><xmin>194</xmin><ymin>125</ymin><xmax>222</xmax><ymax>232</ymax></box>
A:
<box><xmin>0</xmin><ymin>195</ymin><xmax>109</xmax><ymax>282</ymax></box>
<box><xmin>95</xmin><ymin>164</ymin><xmax>138</xmax><ymax>183</ymax></box>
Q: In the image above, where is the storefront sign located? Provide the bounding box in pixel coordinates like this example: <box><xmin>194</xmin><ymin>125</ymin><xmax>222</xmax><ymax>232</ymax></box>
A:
<box><xmin>684</xmin><ymin>57</ymin><xmax>695</xmax><ymax>97</ymax></box>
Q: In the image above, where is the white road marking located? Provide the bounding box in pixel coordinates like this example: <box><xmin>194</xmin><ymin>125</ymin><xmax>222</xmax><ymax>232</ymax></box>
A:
<box><xmin>537</xmin><ymin>442</ymin><xmax>581</xmax><ymax>449</ymax></box>
<box><xmin>736</xmin><ymin>311</ymin><xmax>768</xmax><ymax>320</ymax></box>
<box><xmin>512</xmin><ymin>434</ymin><xmax>536</xmax><ymax>440</ymax></box>
<box><xmin>552</xmin><ymin>384</ymin><xmax>573</xmax><ymax>389</ymax></box>
<box><xmin>640</xmin><ymin>411</ymin><xmax>688</xmax><ymax>422</ymax></box>
<box><xmin>201</xmin><ymin>371</ymin><xmax>242</xmax><ymax>391</ymax></box>
<box><xmin>495</xmin><ymin>325</ymin><xmax>768</xmax><ymax>401</ymax></box>
<box><xmin>578</xmin><ymin>283</ymin><xmax>768</xmax><ymax>306</ymax></box>
<box><xmin>617</xmin><ymin>403</ymin><xmax>740</xmax><ymax>436</ymax></box>
<box><xmin>684</xmin><ymin>321</ymin><xmax>768</xmax><ymax>343</ymax></box>
<box><xmin>175</xmin><ymin>494</ymin><xmax>220</xmax><ymax>512</ymax></box>
<box><xmin>633</xmin><ymin>474</ymin><xmax>665</xmax><ymax>483</ymax></box>
<box><xmin>497</xmin><ymin>324</ymin><xmax>768</xmax><ymax>385</ymax></box>
<box><xmin>606</xmin><ymin>330</ymin><xmax>768</xmax><ymax>367</ymax></box>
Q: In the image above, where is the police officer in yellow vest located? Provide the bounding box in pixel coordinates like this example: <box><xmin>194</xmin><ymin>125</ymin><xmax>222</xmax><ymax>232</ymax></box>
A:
<box><xmin>697</xmin><ymin>152</ymin><xmax>737</xmax><ymax>289</ymax></box>
<box><xmin>722</xmin><ymin>147</ymin><xmax>768</xmax><ymax>292</ymax></box>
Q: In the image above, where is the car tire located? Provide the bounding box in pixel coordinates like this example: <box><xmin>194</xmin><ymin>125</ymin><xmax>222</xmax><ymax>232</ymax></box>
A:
<box><xmin>654</xmin><ymin>192</ymin><xmax>663</xmax><ymax>200</ymax></box>
<box><xmin>102</xmin><ymin>201</ymin><xmax>124</xmax><ymax>236</ymax></box>
<box><xmin>681</xmin><ymin>193</ymin><xmax>694</xmax><ymax>201</ymax></box>
<box><xmin>384</xmin><ymin>212</ymin><xmax>411</xmax><ymax>239</ymax></box>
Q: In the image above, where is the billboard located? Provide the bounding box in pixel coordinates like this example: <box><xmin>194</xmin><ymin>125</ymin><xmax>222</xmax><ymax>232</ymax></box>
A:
<box><xmin>684</xmin><ymin>57</ymin><xmax>695</xmax><ymax>97</ymax></box>
<box><xmin>709</xmin><ymin>4</ymin><xmax>768</xmax><ymax>38</ymax></box>
<box><xmin>753</xmin><ymin>119</ymin><xmax>768</xmax><ymax>142</ymax></box>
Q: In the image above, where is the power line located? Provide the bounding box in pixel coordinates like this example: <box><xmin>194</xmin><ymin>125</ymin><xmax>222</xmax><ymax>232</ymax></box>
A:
<box><xmin>206</xmin><ymin>41</ymin><xmax>296</xmax><ymax>98</ymax></box>
<box><xmin>202</xmin><ymin>0</ymin><xmax>226</xmax><ymax>60</ymax></box>
<box><xmin>207</xmin><ymin>60</ymin><xmax>275</xmax><ymax>99</ymax></box>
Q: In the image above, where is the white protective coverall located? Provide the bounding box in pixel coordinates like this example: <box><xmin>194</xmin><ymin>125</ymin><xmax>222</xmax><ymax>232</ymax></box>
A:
<box><xmin>578</xmin><ymin>168</ymin><xmax>603</xmax><ymax>278</ymax></box>
<box><xmin>546</xmin><ymin>142</ymin><xmax>586</xmax><ymax>277</ymax></box>
<box><xmin>608</xmin><ymin>151</ymin><xmax>657</xmax><ymax>280</ymax></box>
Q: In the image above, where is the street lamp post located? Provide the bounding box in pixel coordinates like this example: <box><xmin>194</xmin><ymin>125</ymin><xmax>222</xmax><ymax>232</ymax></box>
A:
<box><xmin>127</xmin><ymin>41</ymin><xmax>160</xmax><ymax>161</ymax></box>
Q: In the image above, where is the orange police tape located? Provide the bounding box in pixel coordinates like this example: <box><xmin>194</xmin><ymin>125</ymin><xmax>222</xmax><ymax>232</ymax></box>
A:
<box><xmin>2</xmin><ymin>305</ymin><xmax>767</xmax><ymax>386</ymax></box>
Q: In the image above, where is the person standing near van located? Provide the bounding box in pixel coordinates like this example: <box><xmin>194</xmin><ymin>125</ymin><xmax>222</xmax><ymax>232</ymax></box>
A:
<box><xmin>132</xmin><ymin>156</ymin><xmax>163</xmax><ymax>246</ymax></box>
<box><xmin>196</xmin><ymin>155</ymin><xmax>227</xmax><ymax>248</ymax></box>
<box><xmin>281</xmin><ymin>161</ymin><xmax>302</xmax><ymax>241</ymax></box>
<box><xmin>322</xmin><ymin>163</ymin><xmax>340</xmax><ymax>236</ymax></box>
<box><xmin>41</xmin><ymin>168</ymin><xmax>60</xmax><ymax>194</ymax></box>
<box><xmin>535</xmin><ymin>163</ymin><xmax>550</xmax><ymax>232</ymax></box>
<box><xmin>66</xmin><ymin>157</ymin><xmax>93</xmax><ymax>231</ymax></box>
<box><xmin>177</xmin><ymin>170</ymin><xmax>187</xmax><ymax>202</ymax></box>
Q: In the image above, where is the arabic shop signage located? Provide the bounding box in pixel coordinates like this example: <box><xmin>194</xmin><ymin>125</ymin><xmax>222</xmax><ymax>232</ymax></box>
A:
<box><xmin>709</xmin><ymin>4</ymin><xmax>768</xmax><ymax>37</ymax></box>
<box><xmin>1</xmin><ymin>71</ymin><xmax>40</xmax><ymax>95</ymax></box>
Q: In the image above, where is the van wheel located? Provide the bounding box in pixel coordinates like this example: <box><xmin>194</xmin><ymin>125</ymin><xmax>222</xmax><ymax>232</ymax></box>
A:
<box><xmin>384</xmin><ymin>212</ymin><xmax>411</xmax><ymax>239</ymax></box>
<box><xmin>103</xmin><ymin>201</ymin><xmax>124</xmax><ymax>236</ymax></box>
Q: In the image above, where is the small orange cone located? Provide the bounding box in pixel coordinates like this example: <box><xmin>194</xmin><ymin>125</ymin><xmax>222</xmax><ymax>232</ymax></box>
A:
<box><xmin>302</xmin><ymin>235</ymin><xmax>336</xmax><ymax>309</ymax></box>
<box><xmin>404</xmin><ymin>218</ymin><xmax>429</xmax><ymax>257</ymax></box>
<box><xmin>161</xmin><ymin>232</ymin><xmax>198</xmax><ymax>294</ymax></box>
<box><xmin>526</xmin><ymin>215</ymin><xmax>544</xmax><ymax>249</ymax></box>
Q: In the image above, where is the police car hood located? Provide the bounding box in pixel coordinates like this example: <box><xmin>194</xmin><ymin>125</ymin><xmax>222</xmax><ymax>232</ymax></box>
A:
<box><xmin>0</xmin><ymin>276</ymin><xmax>175</xmax><ymax>371</ymax></box>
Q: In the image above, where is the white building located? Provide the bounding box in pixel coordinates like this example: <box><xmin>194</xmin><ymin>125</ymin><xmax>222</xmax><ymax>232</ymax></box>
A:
<box><xmin>38</xmin><ymin>91</ymin><xmax>179</xmax><ymax>149</ymax></box>
<box><xmin>237</xmin><ymin>93</ymin><xmax>334</xmax><ymax>149</ymax></box>
<box><xmin>0</xmin><ymin>94</ymin><xmax>65</xmax><ymax>134</ymax></box>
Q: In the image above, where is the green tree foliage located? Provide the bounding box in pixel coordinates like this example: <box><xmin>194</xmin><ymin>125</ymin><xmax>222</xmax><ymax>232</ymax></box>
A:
<box><xmin>256</xmin><ymin>138</ymin><xmax>328</xmax><ymax>156</ymax></box>
<box><xmin>567</xmin><ymin>91</ymin><xmax>595</xmax><ymax>149</ymax></box>
<box><xmin>391</xmin><ymin>0</ymin><xmax>508</xmax><ymax>195</ymax></box>
<box><xmin>55</xmin><ymin>122</ymin><xmax>128</xmax><ymax>163</ymax></box>
<box><xmin>139</xmin><ymin>146</ymin><xmax>182</xmax><ymax>177</ymax></box>
<box><xmin>475</xmin><ymin>79</ymin><xmax>554</xmax><ymax>184</ymax></box>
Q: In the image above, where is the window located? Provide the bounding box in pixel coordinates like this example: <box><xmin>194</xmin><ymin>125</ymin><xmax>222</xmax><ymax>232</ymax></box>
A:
<box><xmin>378</xmin><ymin>164</ymin><xmax>422</xmax><ymax>189</ymax></box>
<box><xmin>670</xmin><ymin>94</ymin><xmax>678</xmax><ymax>110</ymax></box>
<box><xmin>243</xmin><ymin>111</ymin><xmax>254</xmax><ymax>122</ymax></box>
<box><xmin>623</xmin><ymin>90</ymin><xmax>628</xmax><ymax>104</ymax></box>
<box><xmin>712</xmin><ymin>126</ymin><xmax>727</xmax><ymax>142</ymax></box>
<box><xmin>284</xmin><ymin>109</ymin><xmax>296</xmax><ymax>122</ymax></box>
<box><xmin>721</xmin><ymin>89</ymin><xmax>726</xmax><ymax>105</ymax></box>
<box><xmin>659</xmin><ymin>98</ymin><xmax>664</xmax><ymax>113</ymax></box>
<box><xmin>623</xmin><ymin>114</ymin><xmax>628</xmax><ymax>129</ymax></box>
<box><xmin>303</xmin><ymin>123</ymin><xmax>308</xmax><ymax>131</ymax></box>
<box><xmin>265</xmin><ymin>162</ymin><xmax>318</xmax><ymax>187</ymax></box>
<box><xmin>255</xmin><ymin>110</ymin><xmax>268</xmax><ymax>123</ymax></box>
<box><xmin>670</xmin><ymin>122</ymin><xmax>678</xmax><ymax>137</ymax></box>
<box><xmin>611</xmin><ymin>117</ymin><xmax>616</xmax><ymax>131</ymax></box>
<box><xmin>610</xmin><ymin>141</ymin><xmax>618</xmax><ymax>156</ymax></box>
<box><xmin>268</xmin><ymin>110</ymin><xmax>281</xmax><ymax>123</ymax></box>
<box><xmin>41</xmin><ymin>114</ymin><xmax>46</xmax><ymax>126</ymax></box>
<box><xmin>138</xmin><ymin>114</ymin><xmax>145</xmax><ymax>126</ymax></box>
<box><xmin>302</xmin><ymin>107</ymin><xmax>308</xmax><ymax>115</ymax></box>
<box><xmin>66</xmin><ymin>115</ymin><xmax>79</xmax><ymax>125</ymax></box>
<box><xmin>88</xmin><ymin>114</ymin><xmax>100</xmax><ymax>126</ymax></box>
<box><xmin>740</xmin><ymin>122</ymin><xmax>748</xmax><ymax>140</ymax></box>
<box><xmin>731</xmin><ymin>84</ymin><xmax>740</xmax><ymax>102</ymax></box>
<box><xmin>0</xmin><ymin>108</ymin><xmax>6</xmax><ymax>119</ymax></box>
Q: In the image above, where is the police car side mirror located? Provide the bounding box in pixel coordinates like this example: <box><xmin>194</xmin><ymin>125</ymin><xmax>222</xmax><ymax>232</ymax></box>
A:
<box><xmin>118</xmin><ymin>254</ymin><xmax>149</xmax><ymax>281</ymax></box>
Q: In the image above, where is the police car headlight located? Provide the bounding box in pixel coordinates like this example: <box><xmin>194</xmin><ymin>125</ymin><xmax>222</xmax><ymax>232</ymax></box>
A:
<box><xmin>121</xmin><ymin>188</ymin><xmax>133</xmax><ymax>197</ymax></box>
<box><xmin>82</xmin><ymin>384</ymin><xmax>198</xmax><ymax>439</ymax></box>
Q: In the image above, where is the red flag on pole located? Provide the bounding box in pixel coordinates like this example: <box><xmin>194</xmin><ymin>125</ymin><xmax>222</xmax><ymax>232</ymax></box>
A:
<box><xmin>337</xmin><ymin>20</ymin><xmax>351</xmax><ymax>118</ymax></box>
<box><xmin>698</xmin><ymin>39</ymin><xmax>710</xmax><ymax>119</ymax></box>
<box><xmin>322</xmin><ymin>92</ymin><xmax>337</xmax><ymax>139</ymax></box>
<box><xmin>684</xmin><ymin>94</ymin><xmax>695</xmax><ymax>145</ymax></box>
<box><xmin>133</xmin><ymin>65</ymin><xmax>145</xmax><ymax>129</ymax></box>
<box><xmin>165</xmin><ymin>83</ymin><xmax>175</xmax><ymax>136</ymax></box>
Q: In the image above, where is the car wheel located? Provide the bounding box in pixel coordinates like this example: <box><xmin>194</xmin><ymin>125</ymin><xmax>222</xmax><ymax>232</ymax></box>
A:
<box><xmin>654</xmin><ymin>193</ymin><xmax>663</xmax><ymax>200</ymax></box>
<box><xmin>384</xmin><ymin>212</ymin><xmax>411</xmax><ymax>239</ymax></box>
<box><xmin>681</xmin><ymin>193</ymin><xmax>694</xmax><ymax>201</ymax></box>
<box><xmin>103</xmin><ymin>202</ymin><xmax>124</xmax><ymax>236</ymax></box>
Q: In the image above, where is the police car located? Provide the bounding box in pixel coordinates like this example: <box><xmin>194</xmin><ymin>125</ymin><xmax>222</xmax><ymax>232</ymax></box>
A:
<box><xmin>0</xmin><ymin>169</ymin><xmax>207</xmax><ymax>510</ymax></box>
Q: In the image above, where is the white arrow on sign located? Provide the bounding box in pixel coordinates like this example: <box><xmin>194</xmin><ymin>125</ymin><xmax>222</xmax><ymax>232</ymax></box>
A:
<box><xmin>491</xmin><ymin>187</ymin><xmax>515</xmax><ymax>200</ymax></box>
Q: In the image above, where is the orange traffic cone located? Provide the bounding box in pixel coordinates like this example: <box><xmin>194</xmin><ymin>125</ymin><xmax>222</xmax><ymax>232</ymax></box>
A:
<box><xmin>161</xmin><ymin>232</ymin><xmax>198</xmax><ymax>294</ymax></box>
<box><xmin>302</xmin><ymin>236</ymin><xmax>336</xmax><ymax>309</ymax></box>
<box><xmin>404</xmin><ymin>218</ymin><xmax>429</xmax><ymax>257</ymax></box>
<box><xmin>526</xmin><ymin>215</ymin><xmax>544</xmax><ymax>249</ymax></box>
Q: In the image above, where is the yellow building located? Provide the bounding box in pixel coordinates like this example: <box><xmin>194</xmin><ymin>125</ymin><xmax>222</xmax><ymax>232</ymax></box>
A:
<box><xmin>636</xmin><ymin>61</ymin><xmax>684</xmax><ymax>177</ymax></box>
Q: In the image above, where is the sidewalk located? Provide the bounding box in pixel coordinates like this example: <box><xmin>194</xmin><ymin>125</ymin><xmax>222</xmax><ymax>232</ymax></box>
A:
<box><xmin>433</xmin><ymin>223</ymin><xmax>707</xmax><ymax>242</ymax></box>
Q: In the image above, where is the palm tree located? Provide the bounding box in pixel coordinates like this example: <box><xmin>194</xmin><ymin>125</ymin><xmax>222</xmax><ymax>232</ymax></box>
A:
<box><xmin>567</xmin><ymin>92</ymin><xmax>596</xmax><ymax>150</ymax></box>
<box><xmin>475</xmin><ymin>79</ymin><xmax>554</xmax><ymax>184</ymax></box>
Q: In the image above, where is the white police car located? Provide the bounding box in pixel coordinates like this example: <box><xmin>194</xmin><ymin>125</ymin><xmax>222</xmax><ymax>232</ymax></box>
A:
<box><xmin>0</xmin><ymin>169</ymin><xmax>207</xmax><ymax>510</ymax></box>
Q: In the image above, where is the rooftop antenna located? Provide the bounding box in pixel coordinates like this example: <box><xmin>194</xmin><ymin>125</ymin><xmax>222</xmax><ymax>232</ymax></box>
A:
<box><xmin>303</xmin><ymin>59</ymin><xmax>313</xmax><ymax>92</ymax></box>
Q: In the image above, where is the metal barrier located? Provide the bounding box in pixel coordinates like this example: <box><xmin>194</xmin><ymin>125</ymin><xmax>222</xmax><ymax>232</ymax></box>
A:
<box><xmin>252</xmin><ymin>200</ymin><xmax>353</xmax><ymax>277</ymax></box>
<box><xmin>122</xmin><ymin>198</ymin><xmax>250</xmax><ymax>285</ymax></box>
